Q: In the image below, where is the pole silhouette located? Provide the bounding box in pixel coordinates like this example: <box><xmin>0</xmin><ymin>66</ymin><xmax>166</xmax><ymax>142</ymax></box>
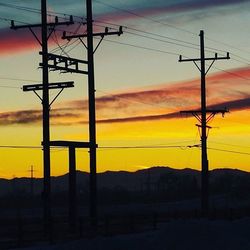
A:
<box><xmin>41</xmin><ymin>0</ymin><xmax>51</xmax><ymax>231</ymax></box>
<box><xmin>62</xmin><ymin>0</ymin><xmax>123</xmax><ymax>225</ymax></box>
<box><xmin>86</xmin><ymin>0</ymin><xmax>97</xmax><ymax>224</ymax></box>
<box><xmin>11</xmin><ymin>0</ymin><xmax>74</xmax><ymax>234</ymax></box>
<box><xmin>179</xmin><ymin>30</ymin><xmax>230</xmax><ymax>216</ymax></box>
<box><xmin>28</xmin><ymin>165</ymin><xmax>35</xmax><ymax>197</ymax></box>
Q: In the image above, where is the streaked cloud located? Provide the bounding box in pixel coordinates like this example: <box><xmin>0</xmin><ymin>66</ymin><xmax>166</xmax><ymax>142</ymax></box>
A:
<box><xmin>0</xmin><ymin>0</ymin><xmax>248</xmax><ymax>55</ymax></box>
<box><xmin>0</xmin><ymin>66</ymin><xmax>250</xmax><ymax>126</ymax></box>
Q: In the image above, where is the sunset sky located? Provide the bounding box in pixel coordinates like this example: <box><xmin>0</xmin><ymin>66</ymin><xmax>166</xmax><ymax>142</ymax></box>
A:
<box><xmin>1</xmin><ymin>0</ymin><xmax>250</xmax><ymax>178</ymax></box>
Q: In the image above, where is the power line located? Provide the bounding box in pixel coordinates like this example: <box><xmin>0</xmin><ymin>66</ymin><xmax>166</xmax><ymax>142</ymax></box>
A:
<box><xmin>93</xmin><ymin>0</ymin><xmax>197</xmax><ymax>36</ymax></box>
<box><xmin>0</xmin><ymin>144</ymin><xmax>198</xmax><ymax>150</ymax></box>
<box><xmin>3</xmin><ymin>1</ymin><xmax>250</xmax><ymax>67</ymax></box>
<box><xmin>0</xmin><ymin>85</ymin><xmax>20</xmax><ymax>89</ymax></box>
<box><xmin>0</xmin><ymin>145</ymin><xmax>41</xmax><ymax>149</ymax></box>
<box><xmin>94</xmin><ymin>21</ymin><xmax>250</xmax><ymax>66</ymax></box>
<box><xmin>209</xmin><ymin>141</ymin><xmax>250</xmax><ymax>149</ymax></box>
<box><xmin>94</xmin><ymin>21</ymin><xmax>230</xmax><ymax>55</ymax></box>
<box><xmin>0</xmin><ymin>144</ymin><xmax>249</xmax><ymax>156</ymax></box>
<box><xmin>119</xmin><ymin>30</ymin><xmax>200</xmax><ymax>52</ymax></box>
<box><xmin>0</xmin><ymin>1</ymin><xmax>238</xmax><ymax>57</ymax></box>
<box><xmin>1</xmin><ymin>1</ymin><xmax>250</xmax><ymax>64</ymax></box>
<box><xmin>213</xmin><ymin>65</ymin><xmax>250</xmax><ymax>82</ymax></box>
<box><xmin>208</xmin><ymin>147</ymin><xmax>250</xmax><ymax>156</ymax></box>
<box><xmin>93</xmin><ymin>1</ymin><xmax>250</xmax><ymax>63</ymax></box>
<box><xmin>94</xmin><ymin>22</ymin><xmax>200</xmax><ymax>48</ymax></box>
<box><xmin>100</xmin><ymin>37</ymin><xmax>180</xmax><ymax>56</ymax></box>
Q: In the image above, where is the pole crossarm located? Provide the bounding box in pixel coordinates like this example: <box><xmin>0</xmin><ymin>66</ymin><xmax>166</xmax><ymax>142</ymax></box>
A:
<box><xmin>62</xmin><ymin>26</ymin><xmax>123</xmax><ymax>40</ymax></box>
<box><xmin>62</xmin><ymin>26</ymin><xmax>123</xmax><ymax>53</ymax></box>
<box><xmin>10</xmin><ymin>16</ymin><xmax>74</xmax><ymax>30</ymax></box>
<box><xmin>23</xmin><ymin>81</ymin><xmax>74</xmax><ymax>91</ymax></box>
<box><xmin>179</xmin><ymin>53</ymin><xmax>230</xmax><ymax>63</ymax></box>
<box><xmin>179</xmin><ymin>53</ymin><xmax>230</xmax><ymax>74</ymax></box>
<box><xmin>180</xmin><ymin>108</ymin><xmax>229</xmax><ymax>123</ymax></box>
<box><xmin>39</xmin><ymin>52</ymin><xmax>88</xmax><ymax>74</ymax></box>
<box><xmin>46</xmin><ymin>140</ymin><xmax>98</xmax><ymax>148</ymax></box>
<box><xmin>180</xmin><ymin>108</ymin><xmax>229</xmax><ymax>115</ymax></box>
<box><xmin>11</xmin><ymin>17</ymin><xmax>74</xmax><ymax>45</ymax></box>
<box><xmin>23</xmin><ymin>81</ymin><xmax>74</xmax><ymax>106</ymax></box>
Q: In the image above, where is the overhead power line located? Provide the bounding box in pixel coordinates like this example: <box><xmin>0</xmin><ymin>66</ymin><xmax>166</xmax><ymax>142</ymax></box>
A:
<box><xmin>208</xmin><ymin>147</ymin><xmax>250</xmax><ymax>156</ymax></box>
<box><xmin>93</xmin><ymin>0</ymin><xmax>197</xmax><ymax>36</ymax></box>
<box><xmin>0</xmin><ymin>144</ymin><xmax>249</xmax><ymax>156</ymax></box>
<box><xmin>93</xmin><ymin>0</ymin><xmax>250</xmax><ymax>62</ymax></box>
<box><xmin>2</xmin><ymin>1</ymin><xmax>250</xmax><ymax>66</ymax></box>
<box><xmin>101</xmin><ymin>38</ymin><xmax>180</xmax><ymax>56</ymax></box>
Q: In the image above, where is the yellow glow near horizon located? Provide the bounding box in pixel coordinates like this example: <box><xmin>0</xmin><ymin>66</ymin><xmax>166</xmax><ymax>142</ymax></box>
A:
<box><xmin>1</xmin><ymin>109</ymin><xmax>250</xmax><ymax>179</ymax></box>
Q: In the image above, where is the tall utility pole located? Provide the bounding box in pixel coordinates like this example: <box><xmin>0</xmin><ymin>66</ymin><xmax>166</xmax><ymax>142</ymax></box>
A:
<box><xmin>86</xmin><ymin>0</ymin><xmax>97</xmax><ymax>222</ymax></box>
<box><xmin>62</xmin><ymin>0</ymin><xmax>123</xmax><ymax>224</ymax></box>
<box><xmin>179</xmin><ymin>30</ymin><xmax>230</xmax><ymax>216</ymax></box>
<box><xmin>41</xmin><ymin>0</ymin><xmax>51</xmax><ymax>229</ymax></box>
<box><xmin>11</xmin><ymin>0</ymin><xmax>74</xmax><ymax>234</ymax></box>
<box><xmin>28</xmin><ymin>165</ymin><xmax>35</xmax><ymax>197</ymax></box>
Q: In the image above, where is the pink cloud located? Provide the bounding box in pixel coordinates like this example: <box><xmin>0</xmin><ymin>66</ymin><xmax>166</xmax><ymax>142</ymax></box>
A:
<box><xmin>0</xmin><ymin>66</ymin><xmax>250</xmax><ymax>125</ymax></box>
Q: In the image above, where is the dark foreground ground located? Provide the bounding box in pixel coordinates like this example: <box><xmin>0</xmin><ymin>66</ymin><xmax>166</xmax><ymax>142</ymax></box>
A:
<box><xmin>17</xmin><ymin>218</ymin><xmax>250</xmax><ymax>250</ymax></box>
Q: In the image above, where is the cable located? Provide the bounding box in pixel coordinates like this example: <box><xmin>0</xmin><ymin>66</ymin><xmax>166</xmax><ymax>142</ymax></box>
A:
<box><xmin>3</xmin><ymin>1</ymin><xmax>250</xmax><ymax>66</ymax></box>
<box><xmin>205</xmin><ymin>36</ymin><xmax>250</xmax><ymax>57</ymax></box>
<box><xmin>97</xmin><ymin>145</ymin><xmax>197</xmax><ymax>151</ymax></box>
<box><xmin>0</xmin><ymin>76</ymin><xmax>38</xmax><ymax>82</ymax></box>
<box><xmin>2</xmin><ymin>0</ymin><xmax>250</xmax><ymax>62</ymax></box>
<box><xmin>0</xmin><ymin>76</ymin><xmax>39</xmax><ymax>89</ymax></box>
<box><xmin>94</xmin><ymin>21</ymin><xmax>229</xmax><ymax>55</ymax></box>
<box><xmin>0</xmin><ymin>1</ymin><xmax>234</xmax><ymax>57</ymax></box>
<box><xmin>208</xmin><ymin>147</ymin><xmax>250</xmax><ymax>156</ymax></box>
<box><xmin>50</xmin><ymin>23</ymin><xmax>85</xmax><ymax>54</ymax></box>
<box><xmin>0</xmin><ymin>145</ymin><xmax>41</xmax><ymax>149</ymax></box>
<box><xmin>94</xmin><ymin>22</ymin><xmax>200</xmax><ymax>48</ymax></box>
<box><xmin>210</xmin><ymin>141</ymin><xmax>250</xmax><ymax>149</ymax></box>
<box><xmin>93</xmin><ymin>1</ymin><xmax>250</xmax><ymax>63</ymax></box>
<box><xmin>120</xmin><ymin>30</ymin><xmax>200</xmax><ymax>52</ymax></box>
<box><xmin>93</xmin><ymin>0</ymin><xmax>197</xmax><ymax>36</ymax></box>
<box><xmin>0</xmin><ymin>144</ymin><xmax>199</xmax><ymax>150</ymax></box>
<box><xmin>0</xmin><ymin>85</ymin><xmax>20</xmax><ymax>89</ymax></box>
<box><xmin>212</xmin><ymin>65</ymin><xmax>250</xmax><ymax>82</ymax></box>
<box><xmin>51</xmin><ymin>31</ymin><xmax>70</xmax><ymax>57</ymax></box>
<box><xmin>100</xmin><ymin>37</ymin><xmax>180</xmax><ymax>56</ymax></box>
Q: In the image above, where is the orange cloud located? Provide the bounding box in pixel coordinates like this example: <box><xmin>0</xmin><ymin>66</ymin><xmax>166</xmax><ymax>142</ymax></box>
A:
<box><xmin>0</xmin><ymin>66</ymin><xmax>250</xmax><ymax>125</ymax></box>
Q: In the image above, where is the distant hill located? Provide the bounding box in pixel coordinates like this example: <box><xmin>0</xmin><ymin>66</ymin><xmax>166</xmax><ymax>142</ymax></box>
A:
<box><xmin>1</xmin><ymin>166</ymin><xmax>249</xmax><ymax>197</ymax></box>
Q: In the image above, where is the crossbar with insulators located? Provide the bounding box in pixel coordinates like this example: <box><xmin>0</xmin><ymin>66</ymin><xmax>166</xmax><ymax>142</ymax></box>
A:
<box><xmin>43</xmin><ymin>140</ymin><xmax>98</xmax><ymax>231</ymax></box>
<box><xmin>23</xmin><ymin>81</ymin><xmax>74</xmax><ymax>92</ymax></box>
<box><xmin>48</xmin><ymin>140</ymin><xmax>98</xmax><ymax>148</ymax></box>
<box><xmin>39</xmin><ymin>52</ymin><xmax>88</xmax><ymax>75</ymax></box>
<box><xmin>11</xmin><ymin>16</ymin><xmax>74</xmax><ymax>30</ymax></box>
<box><xmin>180</xmin><ymin>109</ymin><xmax>228</xmax><ymax>114</ymax></box>
<box><xmin>39</xmin><ymin>52</ymin><xmax>88</xmax><ymax>65</ymax></box>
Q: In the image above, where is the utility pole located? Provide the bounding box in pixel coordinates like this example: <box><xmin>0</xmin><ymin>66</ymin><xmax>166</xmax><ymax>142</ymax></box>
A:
<box><xmin>86</xmin><ymin>0</ymin><xmax>97</xmax><ymax>223</ymax></box>
<box><xmin>28</xmin><ymin>165</ymin><xmax>35</xmax><ymax>197</ymax></box>
<box><xmin>62</xmin><ymin>0</ymin><xmax>123</xmax><ymax>225</ymax></box>
<box><xmin>11</xmin><ymin>0</ymin><xmax>74</xmax><ymax>235</ymax></box>
<box><xmin>179</xmin><ymin>30</ymin><xmax>230</xmax><ymax>216</ymax></box>
<box><xmin>41</xmin><ymin>0</ymin><xmax>51</xmax><ymax>231</ymax></box>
